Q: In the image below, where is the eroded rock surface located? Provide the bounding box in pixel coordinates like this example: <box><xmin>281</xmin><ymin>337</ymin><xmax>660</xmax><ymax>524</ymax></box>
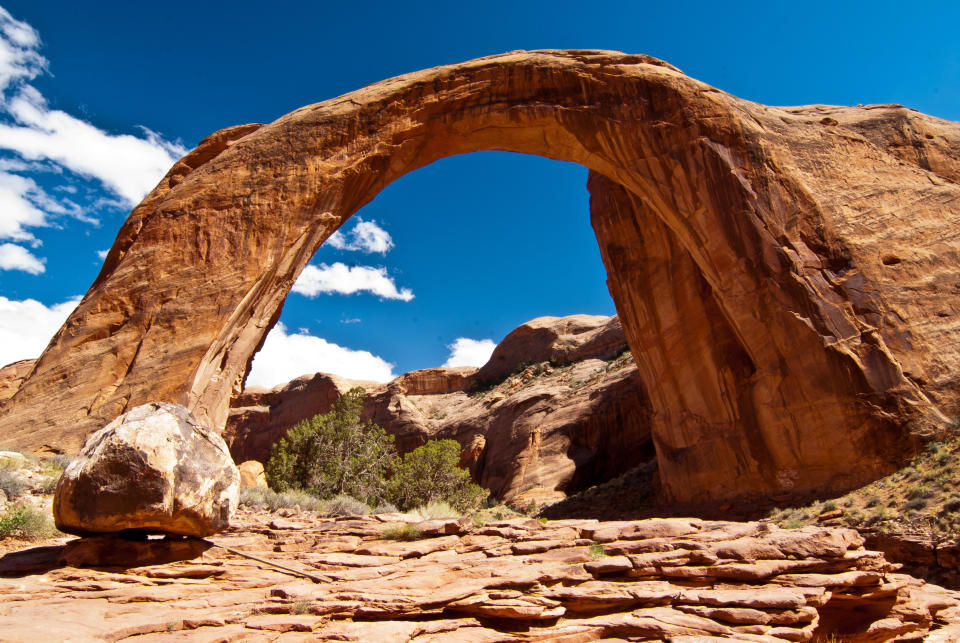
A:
<box><xmin>226</xmin><ymin>315</ymin><xmax>652</xmax><ymax>502</ymax></box>
<box><xmin>2</xmin><ymin>50</ymin><xmax>959</xmax><ymax>504</ymax></box>
<box><xmin>1</xmin><ymin>510</ymin><xmax>958</xmax><ymax>641</ymax></box>
<box><xmin>54</xmin><ymin>402</ymin><xmax>239</xmax><ymax>537</ymax></box>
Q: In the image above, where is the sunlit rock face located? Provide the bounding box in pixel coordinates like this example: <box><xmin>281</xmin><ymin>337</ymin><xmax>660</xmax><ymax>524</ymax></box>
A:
<box><xmin>2</xmin><ymin>49</ymin><xmax>959</xmax><ymax>504</ymax></box>
<box><xmin>54</xmin><ymin>402</ymin><xmax>239</xmax><ymax>537</ymax></box>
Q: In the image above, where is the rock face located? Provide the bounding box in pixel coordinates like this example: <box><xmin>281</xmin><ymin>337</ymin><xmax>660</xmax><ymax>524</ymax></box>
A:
<box><xmin>2</xmin><ymin>50</ymin><xmax>959</xmax><ymax>505</ymax></box>
<box><xmin>226</xmin><ymin>315</ymin><xmax>653</xmax><ymax>502</ymax></box>
<box><xmin>2</xmin><ymin>509</ymin><xmax>959</xmax><ymax>641</ymax></box>
<box><xmin>237</xmin><ymin>460</ymin><xmax>267</xmax><ymax>488</ymax></box>
<box><xmin>0</xmin><ymin>358</ymin><xmax>34</xmax><ymax>404</ymax></box>
<box><xmin>54</xmin><ymin>402</ymin><xmax>239</xmax><ymax>537</ymax></box>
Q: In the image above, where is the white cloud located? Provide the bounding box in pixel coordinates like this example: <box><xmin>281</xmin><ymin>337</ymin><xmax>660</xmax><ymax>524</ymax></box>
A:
<box><xmin>0</xmin><ymin>295</ymin><xmax>79</xmax><ymax>367</ymax></box>
<box><xmin>326</xmin><ymin>218</ymin><xmax>394</xmax><ymax>254</ymax></box>
<box><xmin>0</xmin><ymin>7</ymin><xmax>187</xmax><ymax>255</ymax></box>
<box><xmin>0</xmin><ymin>171</ymin><xmax>47</xmax><ymax>241</ymax></box>
<box><xmin>245</xmin><ymin>322</ymin><xmax>395</xmax><ymax>388</ymax></box>
<box><xmin>443</xmin><ymin>337</ymin><xmax>496</xmax><ymax>368</ymax></box>
<box><xmin>0</xmin><ymin>242</ymin><xmax>43</xmax><ymax>273</ymax></box>
<box><xmin>0</xmin><ymin>7</ymin><xmax>44</xmax><ymax>93</ymax></box>
<box><xmin>96</xmin><ymin>249</ymin><xmax>108</xmax><ymax>260</ymax></box>
<box><xmin>292</xmin><ymin>262</ymin><xmax>414</xmax><ymax>301</ymax></box>
<box><xmin>0</xmin><ymin>88</ymin><xmax>187</xmax><ymax>205</ymax></box>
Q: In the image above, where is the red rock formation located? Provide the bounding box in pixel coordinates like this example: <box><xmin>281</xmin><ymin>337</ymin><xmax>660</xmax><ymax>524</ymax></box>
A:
<box><xmin>0</xmin><ymin>359</ymin><xmax>34</xmax><ymax>404</ymax></box>
<box><xmin>225</xmin><ymin>315</ymin><xmax>651</xmax><ymax>502</ymax></box>
<box><xmin>1</xmin><ymin>50</ymin><xmax>958</xmax><ymax>504</ymax></box>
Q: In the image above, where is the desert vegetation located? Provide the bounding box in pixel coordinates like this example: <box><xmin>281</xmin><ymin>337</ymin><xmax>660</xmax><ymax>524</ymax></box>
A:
<box><xmin>768</xmin><ymin>435</ymin><xmax>960</xmax><ymax>539</ymax></box>
<box><xmin>263</xmin><ymin>388</ymin><xmax>487</xmax><ymax>516</ymax></box>
<box><xmin>0</xmin><ymin>449</ymin><xmax>67</xmax><ymax>542</ymax></box>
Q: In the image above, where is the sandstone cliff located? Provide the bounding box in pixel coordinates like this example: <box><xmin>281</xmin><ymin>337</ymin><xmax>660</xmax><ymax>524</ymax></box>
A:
<box><xmin>226</xmin><ymin>315</ymin><xmax>653</xmax><ymax>504</ymax></box>
<box><xmin>2</xmin><ymin>50</ymin><xmax>959</xmax><ymax>505</ymax></box>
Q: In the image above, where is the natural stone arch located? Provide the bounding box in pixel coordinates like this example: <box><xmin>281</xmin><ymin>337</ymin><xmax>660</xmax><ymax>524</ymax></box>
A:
<box><xmin>2</xmin><ymin>49</ymin><xmax>958</xmax><ymax>504</ymax></box>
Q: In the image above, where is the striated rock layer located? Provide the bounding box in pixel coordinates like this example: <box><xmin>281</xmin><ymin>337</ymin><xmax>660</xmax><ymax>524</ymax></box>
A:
<box><xmin>226</xmin><ymin>315</ymin><xmax>652</xmax><ymax>503</ymax></box>
<box><xmin>2</xmin><ymin>50</ymin><xmax>959</xmax><ymax>504</ymax></box>
<box><xmin>1</xmin><ymin>510</ymin><xmax>959</xmax><ymax>641</ymax></box>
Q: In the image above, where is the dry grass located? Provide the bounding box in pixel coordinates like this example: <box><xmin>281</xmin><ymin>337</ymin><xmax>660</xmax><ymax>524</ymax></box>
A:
<box><xmin>768</xmin><ymin>437</ymin><xmax>960</xmax><ymax>539</ymax></box>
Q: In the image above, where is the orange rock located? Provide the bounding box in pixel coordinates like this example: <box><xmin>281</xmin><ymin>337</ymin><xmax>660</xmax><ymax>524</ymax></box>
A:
<box><xmin>236</xmin><ymin>460</ymin><xmax>266</xmax><ymax>488</ymax></box>
<box><xmin>1</xmin><ymin>50</ymin><xmax>957</xmax><ymax>505</ymax></box>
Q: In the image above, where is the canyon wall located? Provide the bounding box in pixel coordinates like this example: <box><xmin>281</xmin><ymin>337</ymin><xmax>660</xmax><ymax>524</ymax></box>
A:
<box><xmin>1</xmin><ymin>50</ymin><xmax>958</xmax><ymax>503</ymax></box>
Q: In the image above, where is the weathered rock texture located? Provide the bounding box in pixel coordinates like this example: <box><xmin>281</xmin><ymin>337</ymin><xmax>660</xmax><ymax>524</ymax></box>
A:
<box><xmin>0</xmin><ymin>358</ymin><xmax>33</xmax><ymax>404</ymax></box>
<box><xmin>2</xmin><ymin>510</ymin><xmax>960</xmax><ymax>641</ymax></box>
<box><xmin>2</xmin><ymin>50</ymin><xmax>959</xmax><ymax>504</ymax></box>
<box><xmin>54</xmin><ymin>402</ymin><xmax>239</xmax><ymax>537</ymax></box>
<box><xmin>226</xmin><ymin>315</ymin><xmax>653</xmax><ymax>503</ymax></box>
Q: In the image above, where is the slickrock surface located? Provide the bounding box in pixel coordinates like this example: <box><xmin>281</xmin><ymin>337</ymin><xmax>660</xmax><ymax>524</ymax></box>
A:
<box><xmin>227</xmin><ymin>315</ymin><xmax>652</xmax><ymax>502</ymax></box>
<box><xmin>54</xmin><ymin>403</ymin><xmax>239</xmax><ymax>537</ymax></box>
<box><xmin>2</xmin><ymin>49</ymin><xmax>959</xmax><ymax>504</ymax></box>
<box><xmin>1</xmin><ymin>511</ymin><xmax>959</xmax><ymax>641</ymax></box>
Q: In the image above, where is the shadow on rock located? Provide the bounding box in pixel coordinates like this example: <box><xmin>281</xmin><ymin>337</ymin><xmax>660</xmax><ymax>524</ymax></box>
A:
<box><xmin>0</xmin><ymin>535</ymin><xmax>213</xmax><ymax>577</ymax></box>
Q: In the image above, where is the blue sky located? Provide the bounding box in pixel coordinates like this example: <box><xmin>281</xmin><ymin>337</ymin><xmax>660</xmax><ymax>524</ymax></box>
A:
<box><xmin>0</xmin><ymin>1</ymin><xmax>957</xmax><ymax>387</ymax></box>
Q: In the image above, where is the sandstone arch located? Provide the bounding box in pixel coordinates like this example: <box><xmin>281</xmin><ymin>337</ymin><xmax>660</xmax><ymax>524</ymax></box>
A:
<box><xmin>2</xmin><ymin>50</ymin><xmax>959</xmax><ymax>503</ymax></box>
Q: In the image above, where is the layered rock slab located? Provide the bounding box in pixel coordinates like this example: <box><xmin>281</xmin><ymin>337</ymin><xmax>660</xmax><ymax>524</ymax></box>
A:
<box><xmin>54</xmin><ymin>402</ymin><xmax>240</xmax><ymax>537</ymax></box>
<box><xmin>1</xmin><ymin>511</ymin><xmax>959</xmax><ymax>641</ymax></box>
<box><xmin>2</xmin><ymin>50</ymin><xmax>959</xmax><ymax>504</ymax></box>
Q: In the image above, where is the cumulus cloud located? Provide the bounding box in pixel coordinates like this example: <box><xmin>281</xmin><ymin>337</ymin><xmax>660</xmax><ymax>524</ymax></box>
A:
<box><xmin>0</xmin><ymin>295</ymin><xmax>79</xmax><ymax>367</ymax></box>
<box><xmin>0</xmin><ymin>242</ymin><xmax>43</xmax><ymax>273</ymax></box>
<box><xmin>292</xmin><ymin>262</ymin><xmax>414</xmax><ymax>301</ymax></box>
<box><xmin>0</xmin><ymin>7</ymin><xmax>186</xmax><ymax>252</ymax></box>
<box><xmin>96</xmin><ymin>249</ymin><xmax>108</xmax><ymax>260</ymax></box>
<box><xmin>326</xmin><ymin>218</ymin><xmax>394</xmax><ymax>254</ymax></box>
<box><xmin>245</xmin><ymin>322</ymin><xmax>395</xmax><ymax>388</ymax></box>
<box><xmin>443</xmin><ymin>337</ymin><xmax>496</xmax><ymax>368</ymax></box>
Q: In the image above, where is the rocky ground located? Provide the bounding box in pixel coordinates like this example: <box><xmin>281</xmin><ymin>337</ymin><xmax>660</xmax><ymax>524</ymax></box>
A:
<box><xmin>2</xmin><ymin>507</ymin><xmax>960</xmax><ymax>641</ymax></box>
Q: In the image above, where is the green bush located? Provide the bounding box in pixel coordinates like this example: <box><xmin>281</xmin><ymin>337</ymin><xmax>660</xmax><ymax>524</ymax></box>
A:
<box><xmin>266</xmin><ymin>388</ymin><xmax>397</xmax><ymax>504</ymax></box>
<box><xmin>266</xmin><ymin>390</ymin><xmax>489</xmax><ymax>513</ymax></box>
<box><xmin>386</xmin><ymin>439</ymin><xmax>486</xmax><ymax>512</ymax></box>
<box><xmin>0</xmin><ymin>504</ymin><xmax>58</xmax><ymax>540</ymax></box>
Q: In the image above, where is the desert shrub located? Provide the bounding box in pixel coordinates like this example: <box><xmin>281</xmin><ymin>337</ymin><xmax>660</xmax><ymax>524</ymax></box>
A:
<box><xmin>266</xmin><ymin>388</ymin><xmax>397</xmax><ymax>504</ymax></box>
<box><xmin>386</xmin><ymin>439</ymin><xmax>486</xmax><ymax>512</ymax></box>
<box><xmin>372</xmin><ymin>501</ymin><xmax>399</xmax><ymax>514</ymax></box>
<box><xmin>821</xmin><ymin>500</ymin><xmax>837</xmax><ymax>512</ymax></box>
<box><xmin>238</xmin><ymin>486</ymin><xmax>325</xmax><ymax>512</ymax></box>
<box><xmin>0</xmin><ymin>504</ymin><xmax>58</xmax><ymax>540</ymax></box>
<box><xmin>35</xmin><ymin>472</ymin><xmax>60</xmax><ymax>495</ymax></box>
<box><xmin>380</xmin><ymin>522</ymin><xmax>422</xmax><ymax>541</ymax></box>
<box><xmin>0</xmin><ymin>469</ymin><xmax>27</xmax><ymax>499</ymax></box>
<box><xmin>905</xmin><ymin>497</ymin><xmax>928</xmax><ymax>512</ymax></box>
<box><xmin>408</xmin><ymin>500</ymin><xmax>460</xmax><ymax>521</ymax></box>
<box><xmin>323</xmin><ymin>494</ymin><xmax>370</xmax><ymax>516</ymax></box>
<box><xmin>588</xmin><ymin>542</ymin><xmax>606</xmax><ymax>560</ymax></box>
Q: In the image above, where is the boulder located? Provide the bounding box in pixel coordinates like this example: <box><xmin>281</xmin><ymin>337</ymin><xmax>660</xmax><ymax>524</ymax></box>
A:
<box><xmin>237</xmin><ymin>460</ymin><xmax>267</xmax><ymax>488</ymax></box>
<box><xmin>53</xmin><ymin>402</ymin><xmax>239</xmax><ymax>537</ymax></box>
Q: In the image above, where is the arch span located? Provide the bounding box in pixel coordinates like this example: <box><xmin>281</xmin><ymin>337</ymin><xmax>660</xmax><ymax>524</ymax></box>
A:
<box><xmin>3</xmin><ymin>49</ymin><xmax>958</xmax><ymax>503</ymax></box>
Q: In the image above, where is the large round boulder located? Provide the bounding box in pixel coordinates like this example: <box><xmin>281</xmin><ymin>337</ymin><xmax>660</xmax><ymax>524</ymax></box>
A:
<box><xmin>53</xmin><ymin>402</ymin><xmax>239</xmax><ymax>537</ymax></box>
